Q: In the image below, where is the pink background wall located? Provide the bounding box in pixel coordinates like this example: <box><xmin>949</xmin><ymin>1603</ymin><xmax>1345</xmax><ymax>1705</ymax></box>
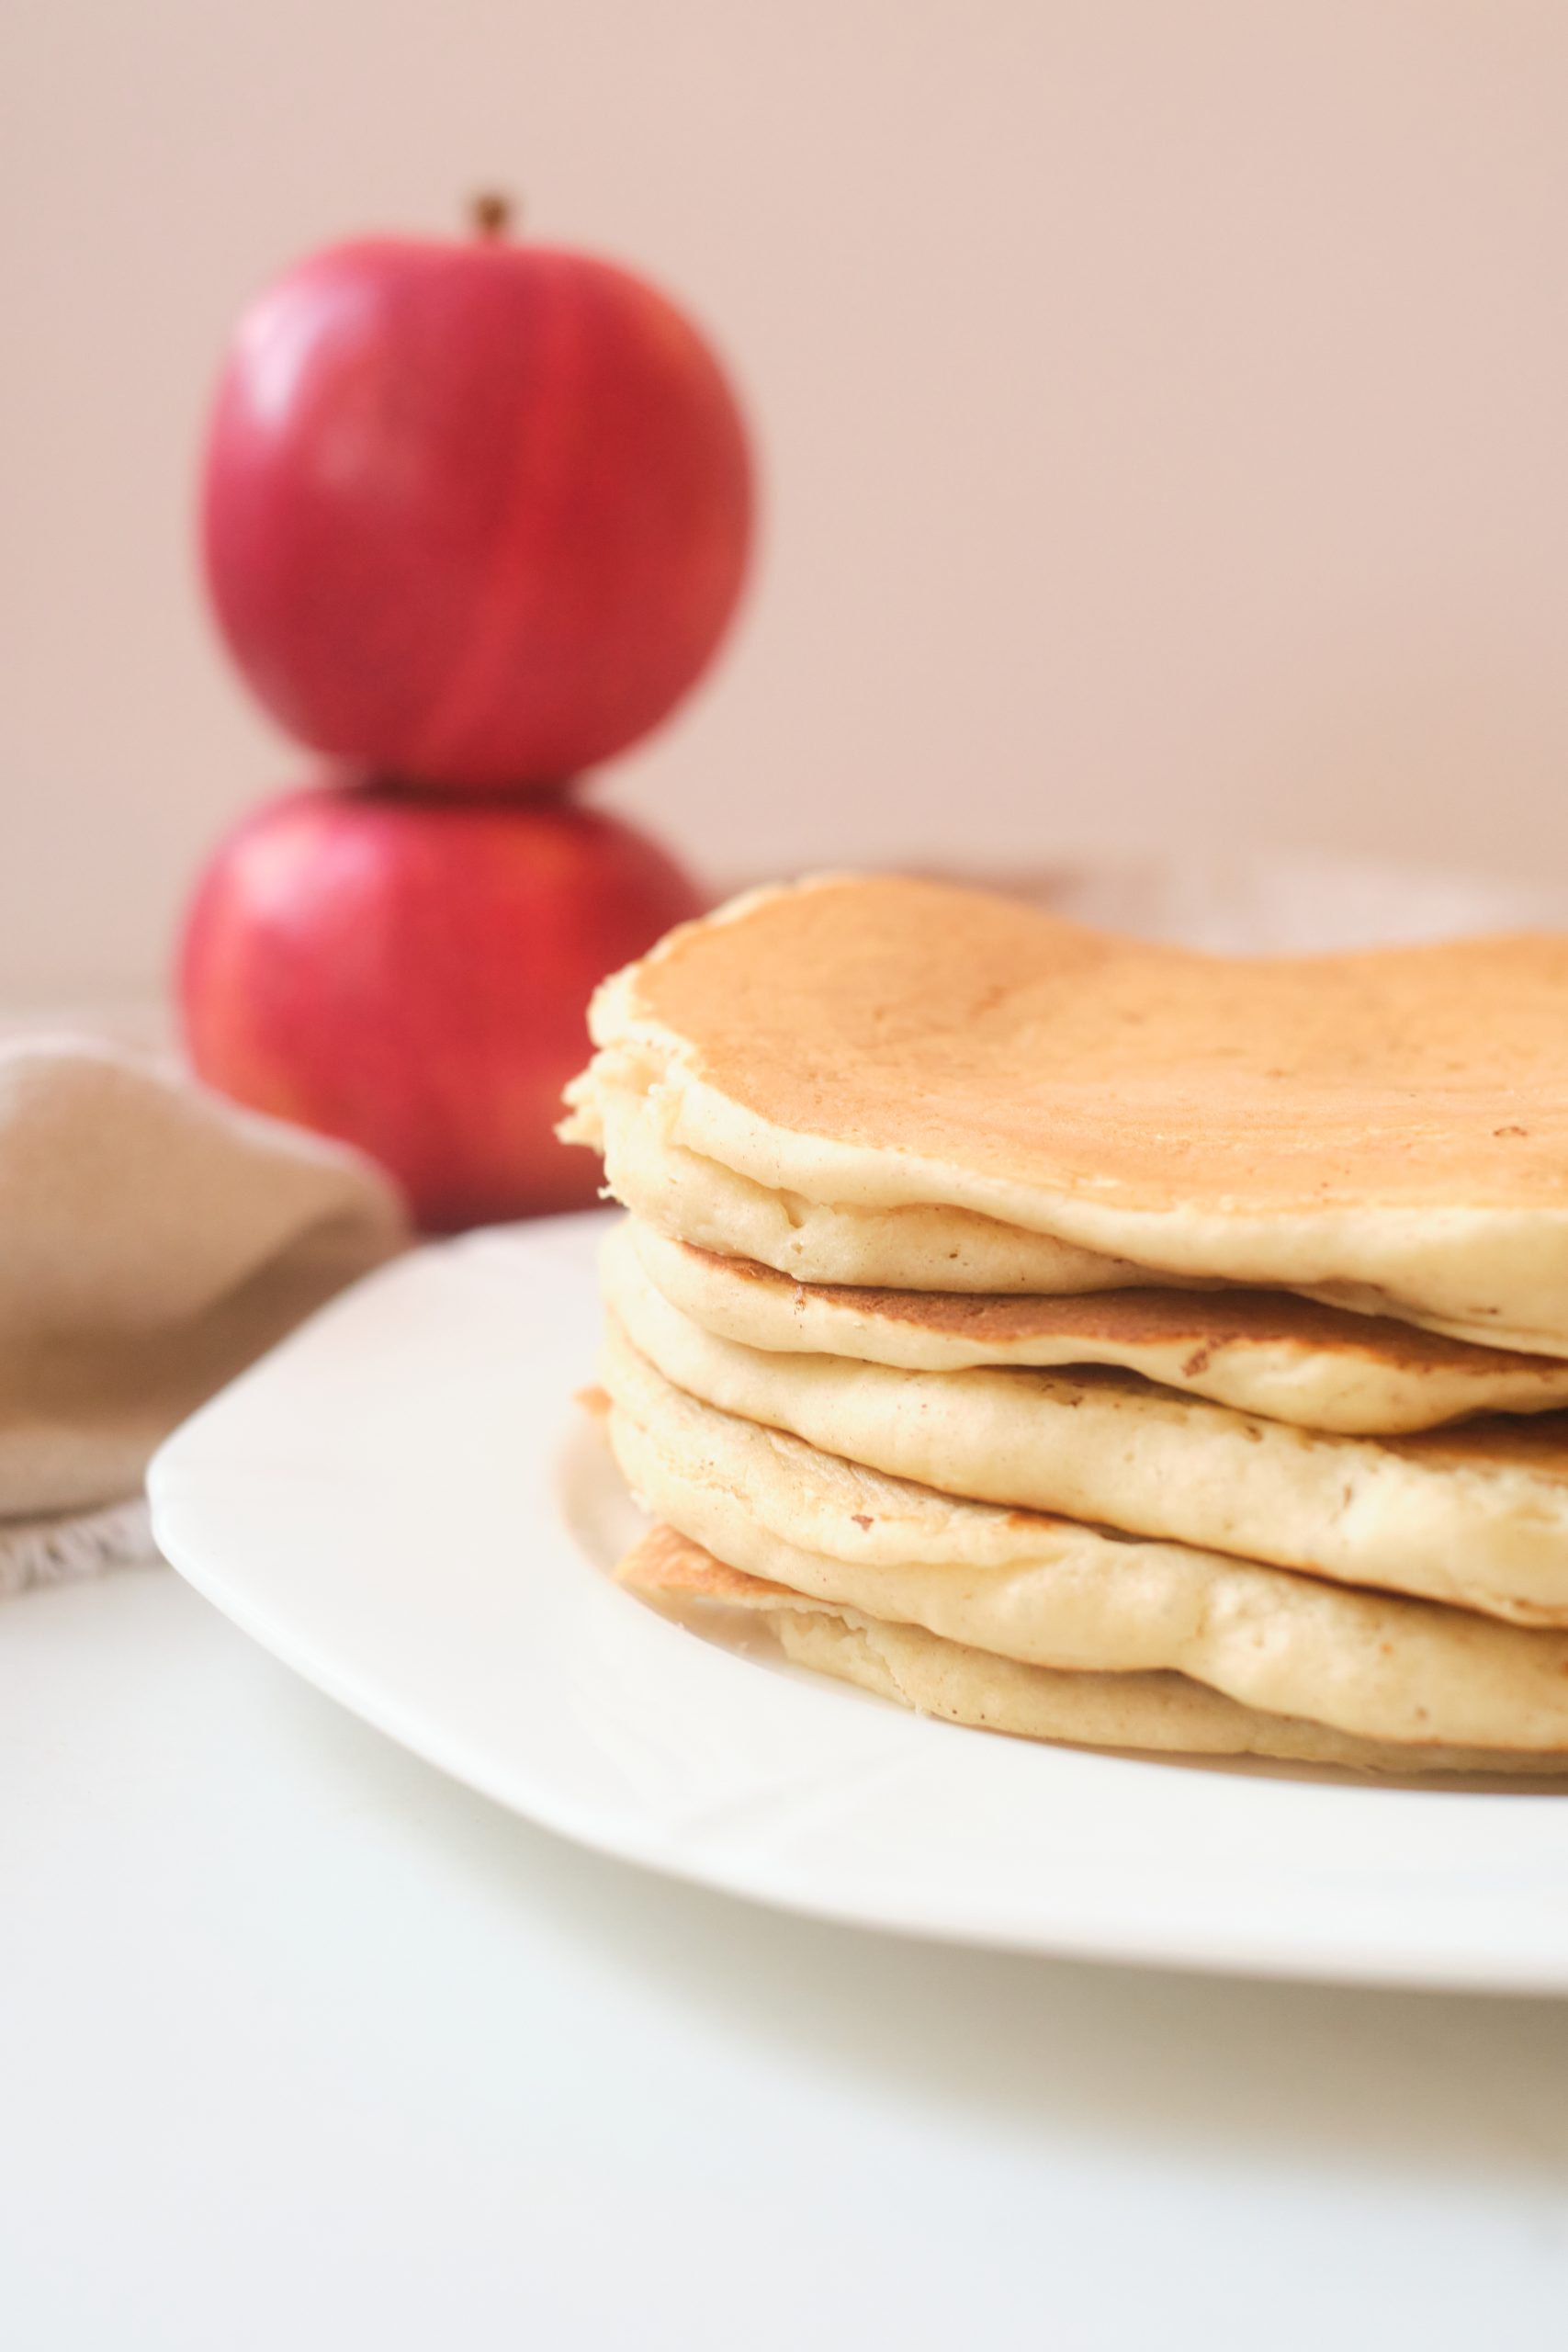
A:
<box><xmin>5</xmin><ymin>0</ymin><xmax>1567</xmax><ymax>998</ymax></box>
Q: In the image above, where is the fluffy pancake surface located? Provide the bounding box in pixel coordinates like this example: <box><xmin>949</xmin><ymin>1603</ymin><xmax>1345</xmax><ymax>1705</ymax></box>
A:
<box><xmin>576</xmin><ymin>875</ymin><xmax>1568</xmax><ymax>1351</ymax></box>
<box><xmin>573</xmin><ymin>873</ymin><xmax>1568</xmax><ymax>1771</ymax></box>
<box><xmin>602</xmin><ymin>1220</ymin><xmax>1568</xmax><ymax>1625</ymax></box>
<box><xmin>616</xmin><ymin>1524</ymin><xmax>1568</xmax><ymax>1776</ymax></box>
<box><xmin>562</xmin><ymin>1067</ymin><xmax>1153</xmax><ymax>1293</ymax></box>
<box><xmin>603</xmin><ymin>1325</ymin><xmax>1568</xmax><ymax>1753</ymax></box>
<box><xmin>629</xmin><ymin>1221</ymin><xmax>1568</xmax><ymax>1435</ymax></box>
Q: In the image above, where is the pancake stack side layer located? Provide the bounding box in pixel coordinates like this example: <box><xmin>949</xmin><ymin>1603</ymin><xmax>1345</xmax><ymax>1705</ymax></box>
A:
<box><xmin>561</xmin><ymin>874</ymin><xmax>1568</xmax><ymax>1774</ymax></box>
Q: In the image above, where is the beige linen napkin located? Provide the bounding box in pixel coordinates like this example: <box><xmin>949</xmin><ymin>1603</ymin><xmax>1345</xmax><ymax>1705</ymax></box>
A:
<box><xmin>0</xmin><ymin>1038</ymin><xmax>407</xmax><ymax>1596</ymax></box>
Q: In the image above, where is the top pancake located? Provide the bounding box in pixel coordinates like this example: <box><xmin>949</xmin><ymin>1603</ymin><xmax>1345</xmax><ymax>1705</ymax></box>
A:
<box><xmin>580</xmin><ymin>876</ymin><xmax>1568</xmax><ymax>1352</ymax></box>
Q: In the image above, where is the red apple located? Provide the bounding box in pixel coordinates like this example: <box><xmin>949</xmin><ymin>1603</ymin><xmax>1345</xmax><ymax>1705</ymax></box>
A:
<box><xmin>178</xmin><ymin>783</ymin><xmax>705</xmax><ymax>1227</ymax></box>
<box><xmin>201</xmin><ymin>203</ymin><xmax>753</xmax><ymax>788</ymax></box>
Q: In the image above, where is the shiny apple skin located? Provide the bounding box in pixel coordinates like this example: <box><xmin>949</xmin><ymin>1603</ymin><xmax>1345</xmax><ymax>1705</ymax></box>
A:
<box><xmin>201</xmin><ymin>237</ymin><xmax>753</xmax><ymax>787</ymax></box>
<box><xmin>178</xmin><ymin>783</ymin><xmax>705</xmax><ymax>1227</ymax></box>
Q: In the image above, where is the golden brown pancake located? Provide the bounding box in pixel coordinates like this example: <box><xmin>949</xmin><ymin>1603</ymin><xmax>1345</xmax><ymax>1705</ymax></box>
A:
<box><xmin>615</xmin><ymin>1524</ymin><xmax>1568</xmax><ymax>1776</ymax></box>
<box><xmin>560</xmin><ymin>1065</ymin><xmax>1158</xmax><ymax>1292</ymax></box>
<box><xmin>627</xmin><ymin>1218</ymin><xmax>1568</xmax><ymax>1434</ymax></box>
<box><xmin>601</xmin><ymin>1228</ymin><xmax>1568</xmax><ymax>1626</ymax></box>
<box><xmin>602</xmin><ymin>1329</ymin><xmax>1568</xmax><ymax>1751</ymax></box>
<box><xmin>573</xmin><ymin>876</ymin><xmax>1568</xmax><ymax>1353</ymax></box>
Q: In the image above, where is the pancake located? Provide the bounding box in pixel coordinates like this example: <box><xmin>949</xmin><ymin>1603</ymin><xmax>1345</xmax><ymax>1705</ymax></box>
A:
<box><xmin>628</xmin><ymin>1219</ymin><xmax>1568</xmax><ymax>1435</ymax></box>
<box><xmin>573</xmin><ymin>875</ymin><xmax>1568</xmax><ymax>1355</ymax></box>
<box><xmin>617</xmin><ymin>1525</ymin><xmax>1568</xmax><ymax>1776</ymax></box>
<box><xmin>602</xmin><ymin>1326</ymin><xmax>1568</xmax><ymax>1751</ymax></box>
<box><xmin>601</xmin><ymin>1223</ymin><xmax>1568</xmax><ymax>1625</ymax></box>
<box><xmin>560</xmin><ymin>1068</ymin><xmax>1157</xmax><ymax>1292</ymax></box>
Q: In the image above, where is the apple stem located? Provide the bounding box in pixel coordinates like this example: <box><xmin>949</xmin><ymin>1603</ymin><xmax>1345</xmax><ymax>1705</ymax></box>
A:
<box><xmin>470</xmin><ymin>190</ymin><xmax>515</xmax><ymax>240</ymax></box>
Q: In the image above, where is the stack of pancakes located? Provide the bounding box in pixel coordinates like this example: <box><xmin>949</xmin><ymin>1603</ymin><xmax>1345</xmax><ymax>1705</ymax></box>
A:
<box><xmin>562</xmin><ymin>874</ymin><xmax>1568</xmax><ymax>1775</ymax></box>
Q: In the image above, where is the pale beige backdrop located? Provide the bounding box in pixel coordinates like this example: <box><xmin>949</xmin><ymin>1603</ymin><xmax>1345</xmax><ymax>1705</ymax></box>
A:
<box><xmin>3</xmin><ymin>0</ymin><xmax>1567</xmax><ymax>1001</ymax></box>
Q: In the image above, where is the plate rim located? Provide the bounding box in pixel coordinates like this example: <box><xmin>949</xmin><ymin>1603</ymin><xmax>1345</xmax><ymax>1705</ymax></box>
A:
<box><xmin>149</xmin><ymin>1212</ymin><xmax>1568</xmax><ymax>1997</ymax></box>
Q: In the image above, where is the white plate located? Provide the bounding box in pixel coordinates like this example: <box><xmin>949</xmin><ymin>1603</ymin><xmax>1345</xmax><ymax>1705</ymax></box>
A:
<box><xmin>149</xmin><ymin>1209</ymin><xmax>1568</xmax><ymax>1993</ymax></box>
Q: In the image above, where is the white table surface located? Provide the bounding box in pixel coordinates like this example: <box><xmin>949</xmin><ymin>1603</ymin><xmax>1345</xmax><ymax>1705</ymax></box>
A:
<box><xmin>8</xmin><ymin>1566</ymin><xmax>1568</xmax><ymax>2351</ymax></box>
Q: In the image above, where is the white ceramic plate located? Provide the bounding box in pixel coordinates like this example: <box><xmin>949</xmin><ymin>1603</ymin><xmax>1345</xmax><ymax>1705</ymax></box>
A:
<box><xmin>149</xmin><ymin>1209</ymin><xmax>1568</xmax><ymax>1993</ymax></box>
